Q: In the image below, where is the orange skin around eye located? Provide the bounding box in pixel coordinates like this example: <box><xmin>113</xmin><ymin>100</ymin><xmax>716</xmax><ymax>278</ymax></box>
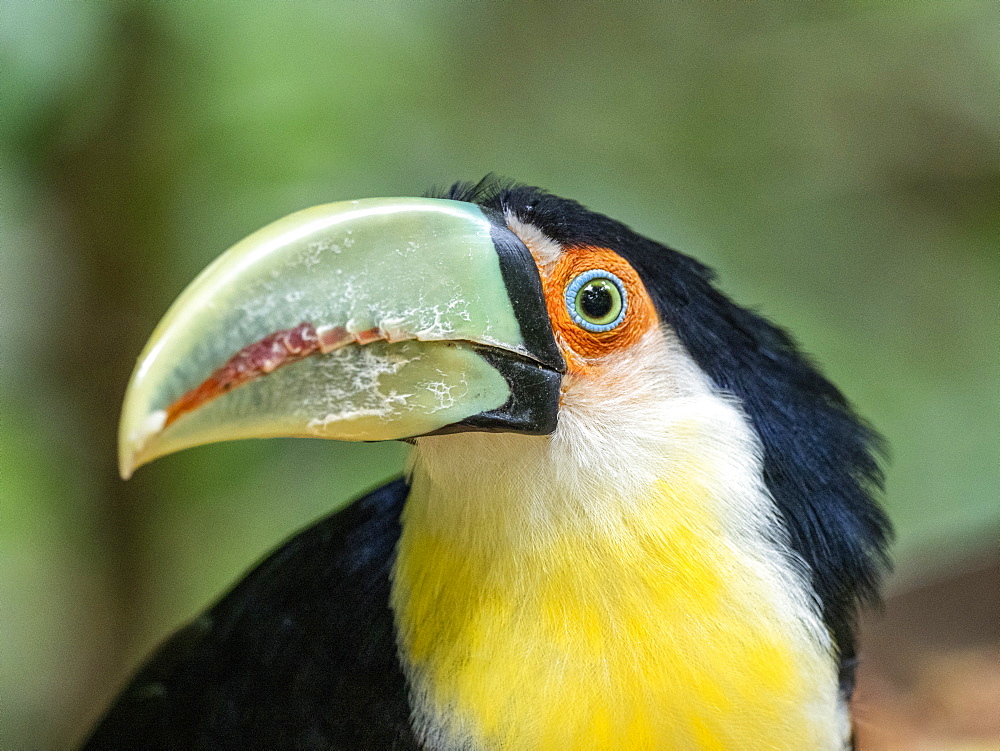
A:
<box><xmin>538</xmin><ymin>246</ymin><xmax>659</xmax><ymax>373</ymax></box>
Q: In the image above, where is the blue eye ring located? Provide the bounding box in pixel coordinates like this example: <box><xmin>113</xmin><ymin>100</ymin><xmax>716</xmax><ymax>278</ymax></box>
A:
<box><xmin>564</xmin><ymin>269</ymin><xmax>628</xmax><ymax>332</ymax></box>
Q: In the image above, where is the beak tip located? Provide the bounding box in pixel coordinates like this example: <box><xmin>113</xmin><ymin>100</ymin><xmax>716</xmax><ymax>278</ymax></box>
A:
<box><xmin>118</xmin><ymin>408</ymin><xmax>167</xmax><ymax>481</ymax></box>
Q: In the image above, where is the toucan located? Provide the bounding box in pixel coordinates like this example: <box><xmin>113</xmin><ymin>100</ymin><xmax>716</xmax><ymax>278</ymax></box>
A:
<box><xmin>84</xmin><ymin>180</ymin><xmax>890</xmax><ymax>750</ymax></box>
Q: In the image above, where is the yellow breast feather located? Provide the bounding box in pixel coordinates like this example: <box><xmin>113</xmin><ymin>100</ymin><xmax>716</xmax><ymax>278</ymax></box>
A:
<box><xmin>394</xmin><ymin>453</ymin><xmax>840</xmax><ymax>750</ymax></box>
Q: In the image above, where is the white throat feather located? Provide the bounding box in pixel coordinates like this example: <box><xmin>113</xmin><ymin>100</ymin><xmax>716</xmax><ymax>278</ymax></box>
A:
<box><xmin>393</xmin><ymin>329</ymin><xmax>848</xmax><ymax>750</ymax></box>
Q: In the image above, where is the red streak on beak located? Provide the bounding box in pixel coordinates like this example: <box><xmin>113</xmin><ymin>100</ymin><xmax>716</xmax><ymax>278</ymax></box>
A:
<box><xmin>162</xmin><ymin>322</ymin><xmax>389</xmax><ymax>428</ymax></box>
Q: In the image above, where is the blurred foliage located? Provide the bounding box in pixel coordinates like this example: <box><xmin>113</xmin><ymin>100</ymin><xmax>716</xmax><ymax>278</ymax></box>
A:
<box><xmin>1</xmin><ymin>1</ymin><xmax>997</xmax><ymax>748</ymax></box>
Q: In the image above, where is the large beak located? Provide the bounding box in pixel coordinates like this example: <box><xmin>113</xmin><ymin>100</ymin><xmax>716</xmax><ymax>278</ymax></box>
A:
<box><xmin>119</xmin><ymin>198</ymin><xmax>565</xmax><ymax>479</ymax></box>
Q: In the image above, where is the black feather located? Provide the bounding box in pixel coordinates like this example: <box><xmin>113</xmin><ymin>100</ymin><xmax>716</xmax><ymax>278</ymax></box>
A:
<box><xmin>424</xmin><ymin>173</ymin><xmax>514</xmax><ymax>205</ymax></box>
<box><xmin>474</xmin><ymin>183</ymin><xmax>892</xmax><ymax>690</ymax></box>
<box><xmin>82</xmin><ymin>479</ymin><xmax>418</xmax><ymax>751</ymax></box>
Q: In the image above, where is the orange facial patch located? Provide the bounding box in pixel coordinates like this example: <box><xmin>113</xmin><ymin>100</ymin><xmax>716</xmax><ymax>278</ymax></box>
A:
<box><xmin>537</xmin><ymin>246</ymin><xmax>658</xmax><ymax>371</ymax></box>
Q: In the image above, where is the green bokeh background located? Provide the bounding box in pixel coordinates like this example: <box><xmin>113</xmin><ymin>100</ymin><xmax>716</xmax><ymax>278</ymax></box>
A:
<box><xmin>1</xmin><ymin>2</ymin><xmax>996</xmax><ymax>747</ymax></box>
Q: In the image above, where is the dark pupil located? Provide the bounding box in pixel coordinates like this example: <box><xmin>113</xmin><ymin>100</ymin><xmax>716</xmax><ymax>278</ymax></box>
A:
<box><xmin>580</xmin><ymin>282</ymin><xmax>614</xmax><ymax>319</ymax></box>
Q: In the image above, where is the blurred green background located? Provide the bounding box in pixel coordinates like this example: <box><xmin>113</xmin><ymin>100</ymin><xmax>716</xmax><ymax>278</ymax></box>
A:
<box><xmin>1</xmin><ymin>2</ymin><xmax>997</xmax><ymax>748</ymax></box>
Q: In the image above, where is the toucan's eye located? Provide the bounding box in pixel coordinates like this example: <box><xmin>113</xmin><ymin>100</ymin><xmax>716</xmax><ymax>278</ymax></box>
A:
<box><xmin>565</xmin><ymin>270</ymin><xmax>628</xmax><ymax>332</ymax></box>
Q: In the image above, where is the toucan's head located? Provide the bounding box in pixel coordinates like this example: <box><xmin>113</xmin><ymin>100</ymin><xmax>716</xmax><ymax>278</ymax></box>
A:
<box><xmin>120</xmin><ymin>178</ymin><xmax>889</xmax><ymax>664</ymax></box>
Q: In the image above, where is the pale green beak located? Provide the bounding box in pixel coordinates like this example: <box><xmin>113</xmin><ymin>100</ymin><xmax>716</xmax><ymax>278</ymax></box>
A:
<box><xmin>119</xmin><ymin>197</ymin><xmax>564</xmax><ymax>479</ymax></box>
